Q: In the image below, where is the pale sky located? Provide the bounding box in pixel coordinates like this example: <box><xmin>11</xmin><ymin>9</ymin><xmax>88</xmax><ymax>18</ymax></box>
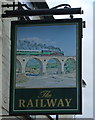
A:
<box><xmin>19</xmin><ymin>0</ymin><xmax>94</xmax><ymax>118</ymax></box>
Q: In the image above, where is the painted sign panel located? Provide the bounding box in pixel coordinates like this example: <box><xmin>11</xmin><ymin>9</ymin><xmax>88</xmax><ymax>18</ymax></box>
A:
<box><xmin>10</xmin><ymin>19</ymin><xmax>82</xmax><ymax>115</ymax></box>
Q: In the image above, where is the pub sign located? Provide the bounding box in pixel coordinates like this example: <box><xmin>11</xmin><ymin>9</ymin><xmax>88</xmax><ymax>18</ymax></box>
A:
<box><xmin>10</xmin><ymin>18</ymin><xmax>82</xmax><ymax>115</ymax></box>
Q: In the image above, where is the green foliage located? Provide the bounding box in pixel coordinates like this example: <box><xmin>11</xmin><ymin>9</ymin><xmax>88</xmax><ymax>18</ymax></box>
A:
<box><xmin>64</xmin><ymin>58</ymin><xmax>76</xmax><ymax>73</ymax></box>
<box><xmin>46</xmin><ymin>63</ymin><xmax>58</xmax><ymax>68</ymax></box>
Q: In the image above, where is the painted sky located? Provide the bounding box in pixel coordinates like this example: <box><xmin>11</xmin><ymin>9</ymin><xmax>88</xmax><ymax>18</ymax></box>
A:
<box><xmin>17</xmin><ymin>24</ymin><xmax>76</xmax><ymax>56</ymax></box>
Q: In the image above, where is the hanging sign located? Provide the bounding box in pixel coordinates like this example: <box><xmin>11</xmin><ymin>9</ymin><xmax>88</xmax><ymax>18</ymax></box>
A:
<box><xmin>10</xmin><ymin>18</ymin><xmax>82</xmax><ymax>115</ymax></box>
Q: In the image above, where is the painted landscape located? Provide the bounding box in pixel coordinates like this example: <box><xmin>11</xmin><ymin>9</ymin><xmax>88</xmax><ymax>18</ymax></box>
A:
<box><xmin>15</xmin><ymin>24</ymin><xmax>77</xmax><ymax>88</ymax></box>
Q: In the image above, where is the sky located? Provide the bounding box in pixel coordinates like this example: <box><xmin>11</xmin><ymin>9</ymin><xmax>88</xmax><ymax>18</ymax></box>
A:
<box><xmin>17</xmin><ymin>24</ymin><xmax>76</xmax><ymax>56</ymax></box>
<box><xmin>19</xmin><ymin>0</ymin><xmax>94</xmax><ymax>118</ymax></box>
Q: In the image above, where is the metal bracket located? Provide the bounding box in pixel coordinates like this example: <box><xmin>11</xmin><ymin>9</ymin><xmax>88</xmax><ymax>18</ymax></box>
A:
<box><xmin>2</xmin><ymin>2</ymin><xmax>32</xmax><ymax>21</ymax></box>
<box><xmin>2</xmin><ymin>2</ymin><xmax>31</xmax><ymax>10</ymax></box>
<box><xmin>51</xmin><ymin>4</ymin><xmax>73</xmax><ymax>19</ymax></box>
<box><xmin>83</xmin><ymin>21</ymin><xmax>86</xmax><ymax>28</ymax></box>
<box><xmin>25</xmin><ymin>115</ymin><xmax>58</xmax><ymax>120</ymax></box>
<box><xmin>46</xmin><ymin>115</ymin><xmax>59</xmax><ymax>120</ymax></box>
<box><xmin>2</xmin><ymin>2</ymin><xmax>83</xmax><ymax>18</ymax></box>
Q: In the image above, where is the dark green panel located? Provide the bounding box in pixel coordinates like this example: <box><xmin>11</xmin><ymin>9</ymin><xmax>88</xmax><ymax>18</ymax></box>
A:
<box><xmin>14</xmin><ymin>88</ymin><xmax>77</xmax><ymax>110</ymax></box>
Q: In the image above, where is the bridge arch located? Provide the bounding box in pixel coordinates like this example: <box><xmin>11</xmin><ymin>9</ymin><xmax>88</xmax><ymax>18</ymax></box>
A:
<box><xmin>16</xmin><ymin>55</ymin><xmax>76</xmax><ymax>75</ymax></box>
<box><xmin>64</xmin><ymin>58</ymin><xmax>76</xmax><ymax>74</ymax></box>
<box><xmin>46</xmin><ymin>58</ymin><xmax>62</xmax><ymax>75</ymax></box>
<box><xmin>25</xmin><ymin>58</ymin><xmax>43</xmax><ymax>76</ymax></box>
<box><xmin>16</xmin><ymin>59</ymin><xmax>22</xmax><ymax>73</ymax></box>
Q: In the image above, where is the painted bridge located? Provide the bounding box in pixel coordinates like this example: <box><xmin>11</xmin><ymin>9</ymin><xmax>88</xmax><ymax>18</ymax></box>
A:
<box><xmin>16</xmin><ymin>54</ymin><xmax>76</xmax><ymax>75</ymax></box>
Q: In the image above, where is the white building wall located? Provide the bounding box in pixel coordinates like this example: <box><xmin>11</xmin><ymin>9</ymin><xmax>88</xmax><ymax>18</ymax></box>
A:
<box><xmin>2</xmin><ymin>18</ymin><xmax>11</xmax><ymax>115</ymax></box>
<box><xmin>0</xmin><ymin>1</ymin><xmax>2</xmax><ymax>118</ymax></box>
<box><xmin>0</xmin><ymin>1</ymin><xmax>26</xmax><ymax>119</ymax></box>
<box><xmin>93</xmin><ymin>1</ymin><xmax>95</xmax><ymax>120</ymax></box>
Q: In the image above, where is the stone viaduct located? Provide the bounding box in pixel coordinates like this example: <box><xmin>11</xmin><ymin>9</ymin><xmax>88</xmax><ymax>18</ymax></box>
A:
<box><xmin>16</xmin><ymin>55</ymin><xmax>76</xmax><ymax>75</ymax></box>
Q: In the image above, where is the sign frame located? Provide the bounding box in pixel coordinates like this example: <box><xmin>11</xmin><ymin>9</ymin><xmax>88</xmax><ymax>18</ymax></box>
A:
<box><xmin>10</xmin><ymin>18</ymin><xmax>82</xmax><ymax>115</ymax></box>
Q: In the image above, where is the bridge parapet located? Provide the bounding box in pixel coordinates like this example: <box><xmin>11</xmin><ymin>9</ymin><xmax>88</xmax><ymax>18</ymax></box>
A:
<box><xmin>16</xmin><ymin>55</ymin><xmax>76</xmax><ymax>74</ymax></box>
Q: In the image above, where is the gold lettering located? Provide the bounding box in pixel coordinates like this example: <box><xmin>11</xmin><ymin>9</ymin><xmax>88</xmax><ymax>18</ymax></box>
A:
<box><xmin>19</xmin><ymin>99</ymin><xmax>25</xmax><ymax>108</ymax></box>
<box><xmin>18</xmin><ymin>98</ymin><xmax>72</xmax><ymax>108</ymax></box>
<box><xmin>38</xmin><ymin>91</ymin><xmax>52</xmax><ymax>98</ymax></box>
<box><xmin>40</xmin><ymin>99</ymin><xmax>46</xmax><ymax>107</ymax></box>
<box><xmin>47</xmin><ymin>99</ymin><xmax>57</xmax><ymax>107</ymax></box>
<box><xmin>27</xmin><ymin>99</ymin><xmax>33</xmax><ymax>107</ymax></box>
<box><xmin>35</xmin><ymin>99</ymin><xmax>39</xmax><ymax>107</ymax></box>
<box><xmin>57</xmin><ymin>99</ymin><xmax>64</xmax><ymax>107</ymax></box>
<box><xmin>65</xmin><ymin>98</ymin><xmax>72</xmax><ymax>107</ymax></box>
